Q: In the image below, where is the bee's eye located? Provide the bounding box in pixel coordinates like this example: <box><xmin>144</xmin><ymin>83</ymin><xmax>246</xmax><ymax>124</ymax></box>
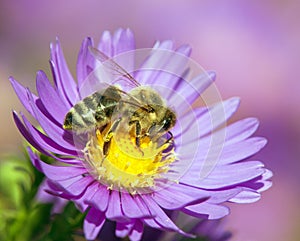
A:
<box><xmin>162</xmin><ymin>118</ymin><xmax>172</xmax><ymax>130</ymax></box>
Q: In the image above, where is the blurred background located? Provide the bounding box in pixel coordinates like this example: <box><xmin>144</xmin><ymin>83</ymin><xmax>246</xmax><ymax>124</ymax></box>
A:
<box><xmin>0</xmin><ymin>0</ymin><xmax>299</xmax><ymax>240</ymax></box>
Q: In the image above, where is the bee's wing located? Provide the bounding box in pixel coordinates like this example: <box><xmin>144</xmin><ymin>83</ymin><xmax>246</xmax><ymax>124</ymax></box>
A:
<box><xmin>111</xmin><ymin>87</ymin><xmax>152</xmax><ymax>112</ymax></box>
<box><xmin>89</xmin><ymin>46</ymin><xmax>140</xmax><ymax>87</ymax></box>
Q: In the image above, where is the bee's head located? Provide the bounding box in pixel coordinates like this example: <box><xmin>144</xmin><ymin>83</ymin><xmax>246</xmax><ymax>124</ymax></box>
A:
<box><xmin>148</xmin><ymin>109</ymin><xmax>176</xmax><ymax>137</ymax></box>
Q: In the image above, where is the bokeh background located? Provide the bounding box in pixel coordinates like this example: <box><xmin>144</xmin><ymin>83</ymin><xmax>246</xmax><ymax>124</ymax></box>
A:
<box><xmin>0</xmin><ymin>1</ymin><xmax>299</xmax><ymax>240</ymax></box>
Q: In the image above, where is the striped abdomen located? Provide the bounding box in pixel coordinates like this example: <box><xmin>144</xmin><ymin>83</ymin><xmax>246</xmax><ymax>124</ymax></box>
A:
<box><xmin>63</xmin><ymin>86</ymin><xmax>122</xmax><ymax>133</ymax></box>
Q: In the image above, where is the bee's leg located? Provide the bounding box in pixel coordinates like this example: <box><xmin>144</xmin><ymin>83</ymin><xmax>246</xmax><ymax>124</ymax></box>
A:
<box><xmin>102</xmin><ymin>118</ymin><xmax>122</xmax><ymax>156</ymax></box>
<box><xmin>158</xmin><ymin>131</ymin><xmax>174</xmax><ymax>150</ymax></box>
<box><xmin>103</xmin><ymin>140</ymin><xmax>111</xmax><ymax>156</ymax></box>
<box><xmin>129</xmin><ymin>120</ymin><xmax>144</xmax><ymax>155</ymax></box>
<box><xmin>166</xmin><ymin>131</ymin><xmax>174</xmax><ymax>144</ymax></box>
<box><xmin>103</xmin><ymin>118</ymin><xmax>122</xmax><ymax>142</ymax></box>
<box><xmin>135</xmin><ymin>121</ymin><xmax>141</xmax><ymax>147</ymax></box>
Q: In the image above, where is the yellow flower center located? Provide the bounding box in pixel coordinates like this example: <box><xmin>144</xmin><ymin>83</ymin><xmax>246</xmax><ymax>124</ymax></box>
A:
<box><xmin>83</xmin><ymin>127</ymin><xmax>176</xmax><ymax>194</ymax></box>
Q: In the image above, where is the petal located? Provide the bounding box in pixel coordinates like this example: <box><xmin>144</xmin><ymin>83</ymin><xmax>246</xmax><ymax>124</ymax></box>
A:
<box><xmin>193</xmin><ymin>97</ymin><xmax>240</xmax><ymax>139</ymax></box>
<box><xmin>128</xmin><ymin>220</ymin><xmax>144</xmax><ymax>241</ymax></box>
<box><xmin>204</xmin><ymin>188</ymin><xmax>242</xmax><ymax>204</ymax></box>
<box><xmin>36</xmin><ymin>70</ymin><xmax>69</xmax><ymax>123</ymax></box>
<box><xmin>187</xmin><ymin>137</ymin><xmax>267</xmax><ymax>170</ymax></box>
<box><xmin>77</xmin><ymin>37</ymin><xmax>95</xmax><ymax>90</ymax></box>
<box><xmin>151</xmin><ymin>183</ymin><xmax>209</xmax><ymax>209</ymax></box>
<box><xmin>113</xmin><ymin>28</ymin><xmax>135</xmax><ymax>56</ymax></box>
<box><xmin>142</xmin><ymin>195</ymin><xmax>193</xmax><ymax>237</ymax></box>
<box><xmin>26</xmin><ymin>89</ymin><xmax>76</xmax><ymax>150</ymax></box>
<box><xmin>135</xmin><ymin>40</ymin><xmax>174</xmax><ymax>85</ymax></box>
<box><xmin>28</xmin><ymin>148</ymin><xmax>86</xmax><ymax>181</ymax></box>
<box><xmin>176</xmin><ymin>97</ymin><xmax>240</xmax><ymax>141</ymax></box>
<box><xmin>50</xmin><ymin>38</ymin><xmax>78</xmax><ymax>106</ymax></box>
<box><xmin>142</xmin><ymin>44</ymin><xmax>191</xmax><ymax>90</ymax></box>
<box><xmin>86</xmin><ymin>185</ymin><xmax>110</xmax><ymax>212</ymax></box>
<box><xmin>54</xmin><ymin>175</ymin><xmax>94</xmax><ymax>197</ymax></box>
<box><xmin>106</xmin><ymin>190</ymin><xmax>128</xmax><ymax>221</ymax></box>
<box><xmin>217</xmin><ymin>137</ymin><xmax>267</xmax><ymax>165</ymax></box>
<box><xmin>170</xmin><ymin>71</ymin><xmax>216</xmax><ymax>113</ymax></box>
<box><xmin>183</xmin><ymin>161</ymin><xmax>266</xmax><ymax>189</ymax></box>
<box><xmin>229</xmin><ymin>189</ymin><xmax>261</xmax><ymax>203</ymax></box>
<box><xmin>36</xmin><ymin>179</ymin><xmax>68</xmax><ymax>213</ymax></box>
<box><xmin>115</xmin><ymin>222</ymin><xmax>134</xmax><ymax>238</ymax></box>
<box><xmin>21</xmin><ymin>113</ymin><xmax>77</xmax><ymax>156</ymax></box>
<box><xmin>223</xmin><ymin>118</ymin><xmax>259</xmax><ymax>145</ymax></box>
<box><xmin>10</xmin><ymin>77</ymin><xmax>37</xmax><ymax>117</ymax></box>
<box><xmin>121</xmin><ymin>192</ymin><xmax>152</xmax><ymax>219</ymax></box>
<box><xmin>14</xmin><ymin>113</ymin><xmax>79</xmax><ymax>164</ymax></box>
<box><xmin>98</xmin><ymin>30</ymin><xmax>113</xmax><ymax>57</ymax></box>
<box><xmin>74</xmin><ymin>182</ymin><xmax>100</xmax><ymax>212</ymax></box>
<box><xmin>184</xmin><ymin>203</ymin><xmax>230</xmax><ymax>219</ymax></box>
<box><xmin>84</xmin><ymin>207</ymin><xmax>105</xmax><ymax>240</ymax></box>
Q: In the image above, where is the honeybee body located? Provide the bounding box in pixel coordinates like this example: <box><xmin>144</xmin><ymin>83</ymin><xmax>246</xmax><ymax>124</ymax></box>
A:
<box><xmin>63</xmin><ymin>47</ymin><xmax>176</xmax><ymax>152</ymax></box>
<box><xmin>63</xmin><ymin>86</ymin><xmax>176</xmax><ymax>139</ymax></box>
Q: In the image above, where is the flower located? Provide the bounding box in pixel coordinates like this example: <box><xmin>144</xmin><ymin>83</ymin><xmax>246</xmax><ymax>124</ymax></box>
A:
<box><xmin>11</xmin><ymin>28</ymin><xmax>272</xmax><ymax>241</ymax></box>
<box><xmin>96</xmin><ymin>214</ymin><xmax>231</xmax><ymax>241</ymax></box>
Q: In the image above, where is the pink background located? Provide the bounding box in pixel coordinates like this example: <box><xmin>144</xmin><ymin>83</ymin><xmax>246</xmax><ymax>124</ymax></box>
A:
<box><xmin>0</xmin><ymin>1</ymin><xmax>299</xmax><ymax>240</ymax></box>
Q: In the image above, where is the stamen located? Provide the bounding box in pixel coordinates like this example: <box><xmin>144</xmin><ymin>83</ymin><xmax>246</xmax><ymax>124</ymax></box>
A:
<box><xmin>83</xmin><ymin>127</ymin><xmax>176</xmax><ymax>194</ymax></box>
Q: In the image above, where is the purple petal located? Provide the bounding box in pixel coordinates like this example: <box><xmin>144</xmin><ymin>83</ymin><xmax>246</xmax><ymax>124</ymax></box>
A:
<box><xmin>121</xmin><ymin>193</ymin><xmax>152</xmax><ymax>218</ymax></box>
<box><xmin>229</xmin><ymin>188</ymin><xmax>261</xmax><ymax>203</ymax></box>
<box><xmin>77</xmin><ymin>37</ymin><xmax>95</xmax><ymax>89</ymax></box>
<box><xmin>218</xmin><ymin>137</ymin><xmax>267</xmax><ymax>165</ymax></box>
<box><xmin>15</xmin><ymin>113</ymin><xmax>79</xmax><ymax>165</ymax></box>
<box><xmin>10</xmin><ymin>77</ymin><xmax>37</xmax><ymax>117</ymax></box>
<box><xmin>84</xmin><ymin>207</ymin><xmax>105</xmax><ymax>240</ymax></box>
<box><xmin>184</xmin><ymin>203</ymin><xmax>230</xmax><ymax>219</ymax></box>
<box><xmin>115</xmin><ymin>222</ymin><xmax>134</xmax><ymax>238</ymax></box>
<box><xmin>36</xmin><ymin>179</ymin><xmax>68</xmax><ymax>213</ymax></box>
<box><xmin>142</xmin><ymin>195</ymin><xmax>193</xmax><ymax>237</ymax></box>
<box><xmin>135</xmin><ymin>41</ymin><xmax>174</xmax><ymax>85</ymax></box>
<box><xmin>128</xmin><ymin>220</ymin><xmax>144</xmax><ymax>241</ymax></box>
<box><xmin>113</xmin><ymin>28</ymin><xmax>135</xmax><ymax>55</ymax></box>
<box><xmin>194</xmin><ymin>117</ymin><xmax>259</xmax><ymax>147</ymax></box>
<box><xmin>26</xmin><ymin>90</ymin><xmax>75</xmax><ymax>150</ymax></box>
<box><xmin>152</xmin><ymin>183</ymin><xmax>209</xmax><ymax>209</ymax></box>
<box><xmin>58</xmin><ymin>175</ymin><xmax>94</xmax><ymax>197</ymax></box>
<box><xmin>50</xmin><ymin>38</ymin><xmax>78</xmax><ymax>106</ymax></box>
<box><xmin>198</xmin><ymin>97</ymin><xmax>240</xmax><ymax>138</ymax></box>
<box><xmin>13</xmin><ymin>112</ymin><xmax>48</xmax><ymax>155</ymax></box>
<box><xmin>178</xmin><ymin>97</ymin><xmax>238</xmax><ymax>141</ymax></box>
<box><xmin>183</xmin><ymin>161</ymin><xmax>266</xmax><ymax>189</ymax></box>
<box><xmin>21</xmin><ymin>113</ymin><xmax>77</xmax><ymax>156</ymax></box>
<box><xmin>106</xmin><ymin>190</ymin><xmax>128</xmax><ymax>221</ymax></box>
<box><xmin>74</xmin><ymin>182</ymin><xmax>99</xmax><ymax>212</ymax></box>
<box><xmin>170</xmin><ymin>71</ymin><xmax>216</xmax><ymax>114</ymax></box>
<box><xmin>86</xmin><ymin>185</ymin><xmax>110</xmax><ymax>212</ymax></box>
<box><xmin>256</xmin><ymin>169</ymin><xmax>273</xmax><ymax>192</ymax></box>
<box><xmin>205</xmin><ymin>188</ymin><xmax>243</xmax><ymax>204</ymax></box>
<box><xmin>140</xmin><ymin>44</ymin><xmax>191</xmax><ymax>90</ymax></box>
<box><xmin>28</xmin><ymin>148</ymin><xmax>86</xmax><ymax>181</ymax></box>
<box><xmin>223</xmin><ymin>118</ymin><xmax>259</xmax><ymax>144</ymax></box>
<box><xmin>98</xmin><ymin>30</ymin><xmax>113</xmax><ymax>57</ymax></box>
<box><xmin>187</xmin><ymin>137</ymin><xmax>267</xmax><ymax>170</ymax></box>
<box><xmin>36</xmin><ymin>70</ymin><xmax>69</xmax><ymax>123</ymax></box>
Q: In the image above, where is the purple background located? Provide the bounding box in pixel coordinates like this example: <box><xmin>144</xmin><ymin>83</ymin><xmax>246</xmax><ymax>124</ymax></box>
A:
<box><xmin>0</xmin><ymin>1</ymin><xmax>299</xmax><ymax>240</ymax></box>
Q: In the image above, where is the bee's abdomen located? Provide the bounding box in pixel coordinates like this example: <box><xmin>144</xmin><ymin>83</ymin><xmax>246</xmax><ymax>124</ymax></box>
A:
<box><xmin>63</xmin><ymin>87</ymin><xmax>122</xmax><ymax>133</ymax></box>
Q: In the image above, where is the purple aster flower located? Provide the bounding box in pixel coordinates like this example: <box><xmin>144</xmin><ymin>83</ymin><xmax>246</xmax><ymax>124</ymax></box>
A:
<box><xmin>96</xmin><ymin>215</ymin><xmax>231</xmax><ymax>241</ymax></box>
<box><xmin>11</xmin><ymin>28</ymin><xmax>272</xmax><ymax>241</ymax></box>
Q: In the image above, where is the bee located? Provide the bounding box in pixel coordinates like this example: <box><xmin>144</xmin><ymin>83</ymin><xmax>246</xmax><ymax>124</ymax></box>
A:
<box><xmin>63</xmin><ymin>47</ymin><xmax>176</xmax><ymax>154</ymax></box>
